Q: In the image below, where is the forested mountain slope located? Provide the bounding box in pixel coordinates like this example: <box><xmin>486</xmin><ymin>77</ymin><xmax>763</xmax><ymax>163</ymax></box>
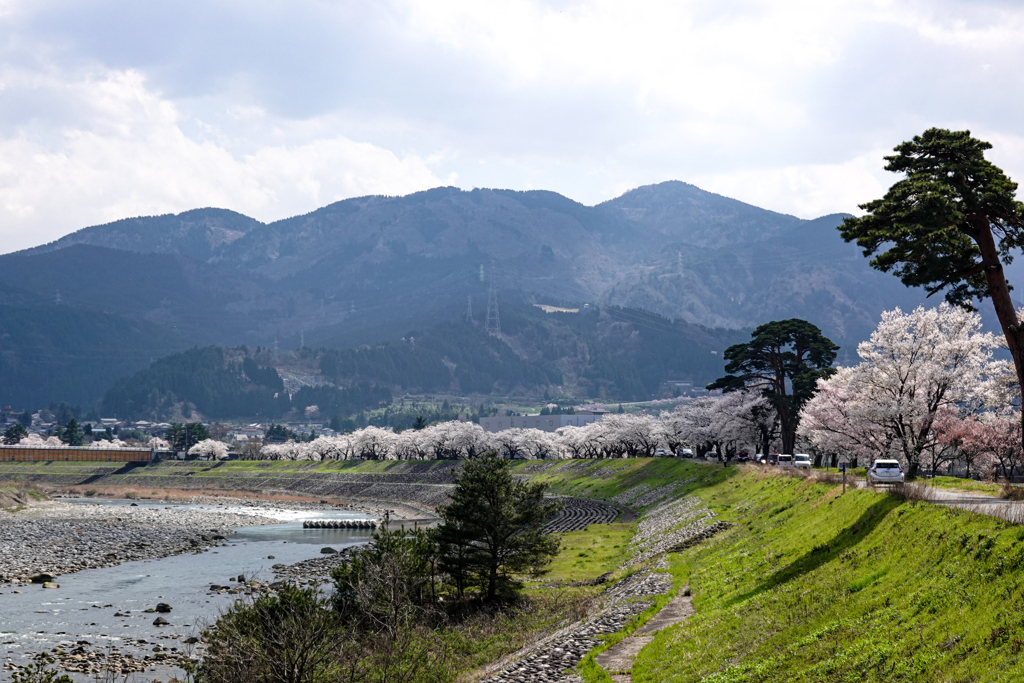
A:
<box><xmin>100</xmin><ymin>300</ymin><xmax>745</xmax><ymax>420</ymax></box>
<box><xmin>0</xmin><ymin>181</ymin><xmax>941</xmax><ymax>407</ymax></box>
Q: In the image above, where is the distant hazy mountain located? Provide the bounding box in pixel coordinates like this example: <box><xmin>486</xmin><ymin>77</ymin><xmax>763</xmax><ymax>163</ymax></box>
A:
<box><xmin>0</xmin><ymin>181</ymin><xmax>938</xmax><ymax>408</ymax></box>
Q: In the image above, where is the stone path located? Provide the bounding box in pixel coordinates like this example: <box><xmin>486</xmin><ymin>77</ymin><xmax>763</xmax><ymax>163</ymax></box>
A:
<box><xmin>594</xmin><ymin>586</ymin><xmax>694</xmax><ymax>682</ymax></box>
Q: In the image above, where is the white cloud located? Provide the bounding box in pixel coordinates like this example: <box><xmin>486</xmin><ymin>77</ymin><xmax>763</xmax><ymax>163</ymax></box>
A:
<box><xmin>0</xmin><ymin>69</ymin><xmax>443</xmax><ymax>252</ymax></box>
<box><xmin>1</xmin><ymin>0</ymin><xmax>1024</xmax><ymax>250</ymax></box>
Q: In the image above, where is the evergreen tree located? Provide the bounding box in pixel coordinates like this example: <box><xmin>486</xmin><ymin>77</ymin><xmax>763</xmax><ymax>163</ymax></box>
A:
<box><xmin>2</xmin><ymin>423</ymin><xmax>27</xmax><ymax>445</ymax></box>
<box><xmin>166</xmin><ymin>422</ymin><xmax>210</xmax><ymax>452</ymax></box>
<box><xmin>708</xmin><ymin>319</ymin><xmax>838</xmax><ymax>454</ymax></box>
<box><xmin>433</xmin><ymin>456</ymin><xmax>560</xmax><ymax>600</ymax></box>
<box><xmin>61</xmin><ymin>418</ymin><xmax>84</xmax><ymax>446</ymax></box>
<box><xmin>840</xmin><ymin>128</ymin><xmax>1024</xmax><ymax>445</ymax></box>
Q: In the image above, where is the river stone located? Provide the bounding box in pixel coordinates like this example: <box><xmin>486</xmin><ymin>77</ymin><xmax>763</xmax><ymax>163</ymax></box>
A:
<box><xmin>320</xmin><ymin>547</ymin><xmax>338</xmax><ymax>554</ymax></box>
<box><xmin>153</xmin><ymin>617</ymin><xmax>169</xmax><ymax>626</ymax></box>
<box><xmin>30</xmin><ymin>573</ymin><xmax>54</xmax><ymax>583</ymax></box>
<box><xmin>267</xmin><ymin>556</ymin><xmax>275</xmax><ymax>559</ymax></box>
<box><xmin>155</xmin><ymin>603</ymin><xmax>172</xmax><ymax>613</ymax></box>
<box><xmin>42</xmin><ymin>582</ymin><xmax>60</xmax><ymax>589</ymax></box>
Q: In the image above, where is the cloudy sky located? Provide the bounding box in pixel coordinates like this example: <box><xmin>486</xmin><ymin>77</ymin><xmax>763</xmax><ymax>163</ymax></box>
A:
<box><xmin>0</xmin><ymin>0</ymin><xmax>1022</xmax><ymax>253</ymax></box>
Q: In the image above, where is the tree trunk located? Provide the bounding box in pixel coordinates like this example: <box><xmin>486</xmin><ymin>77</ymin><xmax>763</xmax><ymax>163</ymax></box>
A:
<box><xmin>780</xmin><ymin>419</ymin><xmax>796</xmax><ymax>454</ymax></box>
<box><xmin>972</xmin><ymin>216</ymin><xmax>1024</xmax><ymax>451</ymax></box>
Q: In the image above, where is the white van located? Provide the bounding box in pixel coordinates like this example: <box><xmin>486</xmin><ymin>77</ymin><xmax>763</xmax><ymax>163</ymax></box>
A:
<box><xmin>777</xmin><ymin>454</ymin><xmax>794</xmax><ymax>468</ymax></box>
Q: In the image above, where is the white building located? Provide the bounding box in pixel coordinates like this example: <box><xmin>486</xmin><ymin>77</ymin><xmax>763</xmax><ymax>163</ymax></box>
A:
<box><xmin>479</xmin><ymin>410</ymin><xmax>604</xmax><ymax>433</ymax></box>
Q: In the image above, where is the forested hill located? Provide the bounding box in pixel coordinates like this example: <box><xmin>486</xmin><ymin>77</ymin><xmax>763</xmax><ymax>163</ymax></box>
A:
<box><xmin>99</xmin><ymin>300</ymin><xmax>746</xmax><ymax>421</ymax></box>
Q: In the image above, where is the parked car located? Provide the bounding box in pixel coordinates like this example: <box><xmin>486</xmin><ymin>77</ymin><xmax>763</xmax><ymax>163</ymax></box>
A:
<box><xmin>678</xmin><ymin>448</ymin><xmax>694</xmax><ymax>458</ymax></box>
<box><xmin>794</xmin><ymin>454</ymin><xmax>812</xmax><ymax>469</ymax></box>
<box><xmin>867</xmin><ymin>459</ymin><xmax>904</xmax><ymax>486</ymax></box>
<box><xmin>655</xmin><ymin>448</ymin><xmax>667</xmax><ymax>457</ymax></box>
<box><xmin>735</xmin><ymin>453</ymin><xmax>751</xmax><ymax>463</ymax></box>
<box><xmin>767</xmin><ymin>453</ymin><xmax>780</xmax><ymax>465</ymax></box>
<box><xmin>777</xmin><ymin>454</ymin><xmax>794</xmax><ymax>468</ymax></box>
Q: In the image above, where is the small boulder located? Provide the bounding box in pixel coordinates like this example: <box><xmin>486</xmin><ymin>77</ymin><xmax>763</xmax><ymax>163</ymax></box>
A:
<box><xmin>42</xmin><ymin>582</ymin><xmax>60</xmax><ymax>589</ymax></box>
<box><xmin>30</xmin><ymin>573</ymin><xmax>54</xmax><ymax>584</ymax></box>
<box><xmin>320</xmin><ymin>547</ymin><xmax>338</xmax><ymax>554</ymax></box>
<box><xmin>152</xmin><ymin>617</ymin><xmax>169</xmax><ymax>626</ymax></box>
<box><xmin>267</xmin><ymin>555</ymin><xmax>275</xmax><ymax>559</ymax></box>
<box><xmin>184</xmin><ymin>636</ymin><xmax>200</xmax><ymax>644</ymax></box>
<box><xmin>154</xmin><ymin>603</ymin><xmax>172</xmax><ymax>613</ymax></box>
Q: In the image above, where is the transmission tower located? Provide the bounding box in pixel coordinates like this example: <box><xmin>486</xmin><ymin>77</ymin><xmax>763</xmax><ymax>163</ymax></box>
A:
<box><xmin>485</xmin><ymin>268</ymin><xmax>500</xmax><ymax>336</ymax></box>
<box><xmin>466</xmin><ymin>295</ymin><xmax>473</xmax><ymax>322</ymax></box>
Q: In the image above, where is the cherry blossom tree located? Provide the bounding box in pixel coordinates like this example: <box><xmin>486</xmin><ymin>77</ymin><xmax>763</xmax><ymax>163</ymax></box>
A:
<box><xmin>148</xmin><ymin>437</ymin><xmax>171</xmax><ymax>451</ymax></box>
<box><xmin>18</xmin><ymin>434</ymin><xmax>64</xmax><ymax>447</ymax></box>
<box><xmin>188</xmin><ymin>439</ymin><xmax>230</xmax><ymax>460</ymax></box>
<box><xmin>351</xmin><ymin>426</ymin><xmax>394</xmax><ymax>460</ymax></box>
<box><xmin>671</xmin><ymin>398</ymin><xmax>720</xmax><ymax>457</ymax></box>
<box><xmin>308</xmin><ymin>435</ymin><xmax>350</xmax><ymax>461</ymax></box>
<box><xmin>934</xmin><ymin>409</ymin><xmax>1023</xmax><ymax>480</ymax></box>
<box><xmin>800</xmin><ymin>367</ymin><xmax>893</xmax><ymax>468</ymax></box>
<box><xmin>515</xmin><ymin>429</ymin><xmax>559</xmax><ymax>460</ymax></box>
<box><xmin>800</xmin><ymin>304</ymin><xmax>1008</xmax><ymax>476</ymax></box>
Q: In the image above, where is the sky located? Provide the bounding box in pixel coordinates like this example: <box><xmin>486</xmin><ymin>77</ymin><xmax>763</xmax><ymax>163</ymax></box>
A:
<box><xmin>1</xmin><ymin>0</ymin><xmax>1023</xmax><ymax>253</ymax></box>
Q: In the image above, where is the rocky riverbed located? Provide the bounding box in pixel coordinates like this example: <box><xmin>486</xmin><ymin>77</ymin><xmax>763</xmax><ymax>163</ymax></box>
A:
<box><xmin>0</xmin><ymin>500</ymin><xmax>280</xmax><ymax>586</ymax></box>
<box><xmin>0</xmin><ymin>493</ymin><xmax>392</xmax><ymax>587</ymax></box>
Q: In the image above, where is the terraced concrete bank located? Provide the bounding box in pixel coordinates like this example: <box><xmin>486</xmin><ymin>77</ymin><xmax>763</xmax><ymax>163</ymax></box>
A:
<box><xmin>480</xmin><ymin>494</ymin><xmax>728</xmax><ymax>683</ymax></box>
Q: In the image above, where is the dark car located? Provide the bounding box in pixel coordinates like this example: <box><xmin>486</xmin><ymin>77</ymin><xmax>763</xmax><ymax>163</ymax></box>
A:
<box><xmin>735</xmin><ymin>453</ymin><xmax>751</xmax><ymax>463</ymax></box>
<box><xmin>766</xmin><ymin>453</ymin><xmax>780</xmax><ymax>465</ymax></box>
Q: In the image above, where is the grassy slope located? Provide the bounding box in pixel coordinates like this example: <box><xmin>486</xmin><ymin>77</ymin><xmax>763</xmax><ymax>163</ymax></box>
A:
<box><xmin>623</xmin><ymin>468</ymin><xmax>1024</xmax><ymax>682</ymax></box>
<box><xmin>512</xmin><ymin>461</ymin><xmax>1024</xmax><ymax>681</ymax></box>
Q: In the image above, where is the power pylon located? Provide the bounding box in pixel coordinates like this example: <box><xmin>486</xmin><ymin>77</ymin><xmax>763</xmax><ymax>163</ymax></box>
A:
<box><xmin>485</xmin><ymin>267</ymin><xmax>500</xmax><ymax>336</ymax></box>
<box><xmin>466</xmin><ymin>295</ymin><xmax>473</xmax><ymax>322</ymax></box>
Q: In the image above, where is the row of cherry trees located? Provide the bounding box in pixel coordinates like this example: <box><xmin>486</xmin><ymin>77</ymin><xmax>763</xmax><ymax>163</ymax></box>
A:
<box><xmin>243</xmin><ymin>398</ymin><xmax>775</xmax><ymax>462</ymax></box>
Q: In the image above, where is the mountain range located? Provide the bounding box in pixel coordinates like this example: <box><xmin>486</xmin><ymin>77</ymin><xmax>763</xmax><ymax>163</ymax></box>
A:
<box><xmin>0</xmin><ymin>180</ymin><xmax>948</xmax><ymax>410</ymax></box>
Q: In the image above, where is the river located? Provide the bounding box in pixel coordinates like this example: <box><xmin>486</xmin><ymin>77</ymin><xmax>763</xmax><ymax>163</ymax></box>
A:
<box><xmin>0</xmin><ymin>499</ymin><xmax>375</xmax><ymax>681</ymax></box>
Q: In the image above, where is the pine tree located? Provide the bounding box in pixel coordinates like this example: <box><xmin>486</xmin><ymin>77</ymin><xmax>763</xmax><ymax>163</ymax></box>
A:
<box><xmin>434</xmin><ymin>456</ymin><xmax>560</xmax><ymax>600</ymax></box>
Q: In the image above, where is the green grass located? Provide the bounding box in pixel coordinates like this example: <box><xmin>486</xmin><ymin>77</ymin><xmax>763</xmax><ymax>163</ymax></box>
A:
<box><xmin>542</xmin><ymin>522</ymin><xmax>636</xmax><ymax>583</ymax></box>
<box><xmin>626</xmin><ymin>468</ymin><xmax>1024</xmax><ymax>682</ymax></box>
<box><xmin>513</xmin><ymin>459</ymin><xmax>735</xmax><ymax>508</ymax></box>
<box><xmin>926</xmin><ymin>476</ymin><xmax>1001</xmax><ymax>496</ymax></box>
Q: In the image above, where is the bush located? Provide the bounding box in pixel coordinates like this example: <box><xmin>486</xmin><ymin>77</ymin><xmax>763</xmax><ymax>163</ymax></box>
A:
<box><xmin>10</xmin><ymin>658</ymin><xmax>72</xmax><ymax>683</ymax></box>
<box><xmin>193</xmin><ymin>585</ymin><xmax>349</xmax><ymax>683</ymax></box>
<box><xmin>1001</xmin><ymin>483</ymin><xmax>1024</xmax><ymax>501</ymax></box>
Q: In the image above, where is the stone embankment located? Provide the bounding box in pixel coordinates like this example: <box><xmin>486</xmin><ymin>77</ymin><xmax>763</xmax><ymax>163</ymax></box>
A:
<box><xmin>481</xmin><ymin>562</ymin><xmax>672</xmax><ymax>683</ymax></box>
<box><xmin>544</xmin><ymin>497</ymin><xmax>632</xmax><ymax>533</ymax></box>
<box><xmin>0</xmin><ymin>501</ymin><xmax>274</xmax><ymax>585</ymax></box>
<box><xmin>0</xmin><ymin>461</ymin><xmax>454</xmax><ymax>511</ymax></box>
<box><xmin>481</xmin><ymin>494</ymin><xmax>726</xmax><ymax>683</ymax></box>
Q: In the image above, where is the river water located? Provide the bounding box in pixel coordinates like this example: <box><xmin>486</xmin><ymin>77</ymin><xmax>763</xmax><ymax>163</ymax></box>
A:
<box><xmin>0</xmin><ymin>499</ymin><xmax>374</xmax><ymax>681</ymax></box>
